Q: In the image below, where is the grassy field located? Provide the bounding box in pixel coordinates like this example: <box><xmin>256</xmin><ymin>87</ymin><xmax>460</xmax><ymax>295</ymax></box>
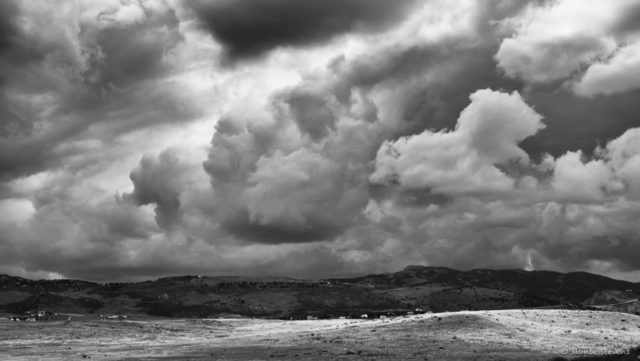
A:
<box><xmin>1</xmin><ymin>309</ymin><xmax>638</xmax><ymax>360</ymax></box>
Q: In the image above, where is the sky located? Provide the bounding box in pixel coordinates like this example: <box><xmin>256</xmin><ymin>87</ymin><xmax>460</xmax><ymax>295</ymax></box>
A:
<box><xmin>1</xmin><ymin>0</ymin><xmax>640</xmax><ymax>282</ymax></box>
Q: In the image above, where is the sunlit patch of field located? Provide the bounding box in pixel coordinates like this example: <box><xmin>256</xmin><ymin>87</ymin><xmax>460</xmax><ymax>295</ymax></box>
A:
<box><xmin>1</xmin><ymin>310</ymin><xmax>638</xmax><ymax>360</ymax></box>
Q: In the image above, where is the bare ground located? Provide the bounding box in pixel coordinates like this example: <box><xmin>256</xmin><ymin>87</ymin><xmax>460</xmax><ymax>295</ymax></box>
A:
<box><xmin>1</xmin><ymin>309</ymin><xmax>638</xmax><ymax>360</ymax></box>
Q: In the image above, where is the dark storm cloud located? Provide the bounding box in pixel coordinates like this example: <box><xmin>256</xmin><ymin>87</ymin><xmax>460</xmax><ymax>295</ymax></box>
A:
<box><xmin>82</xmin><ymin>5</ymin><xmax>183</xmax><ymax>90</ymax></box>
<box><xmin>611</xmin><ymin>2</ymin><xmax>640</xmax><ymax>35</ymax></box>
<box><xmin>0</xmin><ymin>137</ymin><xmax>52</xmax><ymax>181</ymax></box>
<box><xmin>0</xmin><ymin>81</ymin><xmax>200</xmax><ymax>182</ymax></box>
<box><xmin>521</xmin><ymin>88</ymin><xmax>640</xmax><ymax>157</ymax></box>
<box><xmin>0</xmin><ymin>0</ymin><xmax>48</xmax><ymax>138</ymax></box>
<box><xmin>0</xmin><ymin>1</ymin><xmax>20</xmax><ymax>60</ymax></box>
<box><xmin>386</xmin><ymin>45</ymin><xmax>522</xmax><ymax>136</ymax></box>
<box><xmin>187</xmin><ymin>0</ymin><xmax>418</xmax><ymax>62</ymax></box>
<box><xmin>200</xmin><ymin>2</ymin><xmax>538</xmax><ymax>246</ymax></box>
<box><xmin>280</xmin><ymin>90</ymin><xmax>336</xmax><ymax>141</ymax></box>
<box><xmin>0</xmin><ymin>0</ymin><xmax>47</xmax><ymax>65</ymax></box>
<box><xmin>0</xmin><ymin>1</ymin><xmax>197</xmax><ymax>182</ymax></box>
<box><xmin>5</xmin><ymin>0</ymin><xmax>640</xmax><ymax>282</ymax></box>
<box><xmin>530</xmin><ymin>200</ymin><xmax>640</xmax><ymax>272</ymax></box>
<box><xmin>277</xmin><ymin>10</ymin><xmax>527</xmax><ymax>142</ymax></box>
<box><xmin>540</xmin><ymin>235</ymin><xmax>640</xmax><ymax>272</ymax></box>
<box><xmin>0</xmin><ymin>191</ymin><xmax>157</xmax><ymax>279</ymax></box>
<box><xmin>0</xmin><ymin>90</ymin><xmax>34</xmax><ymax>138</ymax></box>
<box><xmin>222</xmin><ymin>209</ymin><xmax>343</xmax><ymax>244</ymax></box>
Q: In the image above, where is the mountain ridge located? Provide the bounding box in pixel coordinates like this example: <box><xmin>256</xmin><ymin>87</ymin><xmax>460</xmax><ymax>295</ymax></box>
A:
<box><xmin>1</xmin><ymin>266</ymin><xmax>638</xmax><ymax>319</ymax></box>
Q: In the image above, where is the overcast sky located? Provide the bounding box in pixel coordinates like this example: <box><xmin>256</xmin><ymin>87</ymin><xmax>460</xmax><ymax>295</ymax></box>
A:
<box><xmin>2</xmin><ymin>0</ymin><xmax>640</xmax><ymax>282</ymax></box>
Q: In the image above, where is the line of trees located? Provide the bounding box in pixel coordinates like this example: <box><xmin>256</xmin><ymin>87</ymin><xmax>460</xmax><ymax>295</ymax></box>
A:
<box><xmin>215</xmin><ymin>281</ymin><xmax>331</xmax><ymax>290</ymax></box>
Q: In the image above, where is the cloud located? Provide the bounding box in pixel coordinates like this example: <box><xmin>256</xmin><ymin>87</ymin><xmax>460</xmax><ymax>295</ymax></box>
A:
<box><xmin>370</xmin><ymin>89</ymin><xmax>544</xmax><ymax>196</ymax></box>
<box><xmin>0</xmin><ymin>1</ymin><xmax>19</xmax><ymax>57</ymax></box>
<box><xmin>0</xmin><ymin>198</ymin><xmax>34</xmax><ymax>225</ymax></box>
<box><xmin>574</xmin><ymin>42</ymin><xmax>640</xmax><ymax>97</ymax></box>
<box><xmin>0</xmin><ymin>190</ymin><xmax>159</xmax><ymax>281</ymax></box>
<box><xmin>495</xmin><ymin>0</ymin><xmax>624</xmax><ymax>83</ymax></box>
<box><xmin>126</xmin><ymin>149</ymin><xmax>194</xmax><ymax>230</ymax></box>
<box><xmin>531</xmin><ymin>200</ymin><xmax>640</xmax><ymax>272</ymax></box>
<box><xmin>279</xmin><ymin>90</ymin><xmax>337</xmax><ymax>141</ymax></box>
<box><xmin>203</xmin><ymin>101</ymin><xmax>370</xmax><ymax>244</ymax></box>
<box><xmin>186</xmin><ymin>0</ymin><xmax>418</xmax><ymax>62</ymax></box>
<box><xmin>245</xmin><ymin>149</ymin><xmax>339</xmax><ymax>227</ymax></box>
<box><xmin>0</xmin><ymin>0</ymin><xmax>81</xmax><ymax>138</ymax></box>
<box><xmin>3</xmin><ymin>0</ymin><xmax>640</xmax><ymax>282</ymax></box>
<box><xmin>496</xmin><ymin>34</ymin><xmax>614</xmax><ymax>84</ymax></box>
<box><xmin>196</xmin><ymin>12</ymin><xmax>529</xmax><ymax>244</ymax></box>
<box><xmin>80</xmin><ymin>1</ymin><xmax>183</xmax><ymax>90</ymax></box>
<box><xmin>604</xmin><ymin>128</ymin><xmax>640</xmax><ymax>197</ymax></box>
<box><xmin>0</xmin><ymin>0</ymin><xmax>199</xmax><ymax>182</ymax></box>
<box><xmin>551</xmin><ymin>151</ymin><xmax>613</xmax><ymax>202</ymax></box>
<box><xmin>543</xmin><ymin>127</ymin><xmax>640</xmax><ymax>203</ymax></box>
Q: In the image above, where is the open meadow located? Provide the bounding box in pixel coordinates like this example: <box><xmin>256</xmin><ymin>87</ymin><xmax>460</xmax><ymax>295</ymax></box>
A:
<box><xmin>1</xmin><ymin>309</ymin><xmax>639</xmax><ymax>360</ymax></box>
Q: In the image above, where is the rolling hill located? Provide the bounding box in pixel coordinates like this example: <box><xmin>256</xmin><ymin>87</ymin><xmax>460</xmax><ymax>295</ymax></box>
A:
<box><xmin>1</xmin><ymin>266</ymin><xmax>638</xmax><ymax>319</ymax></box>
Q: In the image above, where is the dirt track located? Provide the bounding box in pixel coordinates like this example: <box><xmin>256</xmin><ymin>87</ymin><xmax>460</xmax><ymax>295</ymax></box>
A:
<box><xmin>1</xmin><ymin>309</ymin><xmax>638</xmax><ymax>360</ymax></box>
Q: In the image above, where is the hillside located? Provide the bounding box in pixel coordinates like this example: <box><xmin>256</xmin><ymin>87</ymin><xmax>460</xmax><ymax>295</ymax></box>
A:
<box><xmin>582</xmin><ymin>289</ymin><xmax>640</xmax><ymax>314</ymax></box>
<box><xmin>1</xmin><ymin>266</ymin><xmax>638</xmax><ymax>318</ymax></box>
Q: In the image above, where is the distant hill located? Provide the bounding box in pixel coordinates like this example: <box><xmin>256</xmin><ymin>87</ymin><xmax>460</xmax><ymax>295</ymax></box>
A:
<box><xmin>582</xmin><ymin>289</ymin><xmax>640</xmax><ymax>314</ymax></box>
<box><xmin>1</xmin><ymin>266</ymin><xmax>638</xmax><ymax>319</ymax></box>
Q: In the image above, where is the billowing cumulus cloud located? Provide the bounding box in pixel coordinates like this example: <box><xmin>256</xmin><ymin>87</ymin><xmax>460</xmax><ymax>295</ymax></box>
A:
<box><xmin>370</xmin><ymin>89</ymin><xmax>544</xmax><ymax>195</ymax></box>
<box><xmin>603</xmin><ymin>128</ymin><xmax>640</xmax><ymax>198</ymax></box>
<box><xmin>495</xmin><ymin>0</ymin><xmax>640</xmax><ymax>100</ymax></box>
<box><xmin>2</xmin><ymin>0</ymin><xmax>640</xmax><ymax>282</ymax></box>
<box><xmin>550</xmin><ymin>151</ymin><xmax>613</xmax><ymax>202</ymax></box>
<box><xmin>574</xmin><ymin>42</ymin><xmax>640</xmax><ymax>97</ymax></box>
<box><xmin>202</xmin><ymin>92</ymin><xmax>371</xmax><ymax>244</ymax></box>
<box><xmin>495</xmin><ymin>0</ymin><xmax>623</xmax><ymax>83</ymax></box>
<box><xmin>126</xmin><ymin>149</ymin><xmax>194</xmax><ymax>230</ymax></box>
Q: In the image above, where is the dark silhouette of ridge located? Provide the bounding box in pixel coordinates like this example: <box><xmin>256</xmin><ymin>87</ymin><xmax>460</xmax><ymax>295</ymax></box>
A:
<box><xmin>1</xmin><ymin>266</ymin><xmax>638</xmax><ymax>318</ymax></box>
